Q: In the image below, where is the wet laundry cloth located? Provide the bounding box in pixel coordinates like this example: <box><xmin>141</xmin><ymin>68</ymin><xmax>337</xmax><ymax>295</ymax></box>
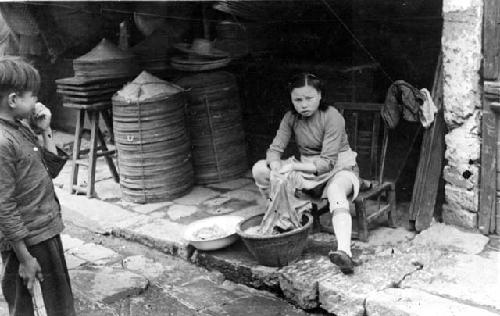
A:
<box><xmin>381</xmin><ymin>80</ymin><xmax>425</xmax><ymax>129</ymax></box>
<box><xmin>258</xmin><ymin>171</ymin><xmax>309</xmax><ymax>235</ymax></box>
<box><xmin>419</xmin><ymin>88</ymin><xmax>438</xmax><ymax>128</ymax></box>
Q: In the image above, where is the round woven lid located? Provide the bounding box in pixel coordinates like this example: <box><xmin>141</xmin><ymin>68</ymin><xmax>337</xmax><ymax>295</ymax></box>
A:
<box><xmin>175</xmin><ymin>71</ymin><xmax>235</xmax><ymax>89</ymax></box>
<box><xmin>113</xmin><ymin>71</ymin><xmax>183</xmax><ymax>102</ymax></box>
<box><xmin>75</xmin><ymin>38</ymin><xmax>134</xmax><ymax>63</ymax></box>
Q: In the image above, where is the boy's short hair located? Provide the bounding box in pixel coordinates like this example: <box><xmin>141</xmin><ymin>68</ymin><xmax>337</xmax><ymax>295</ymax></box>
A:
<box><xmin>0</xmin><ymin>56</ymin><xmax>40</xmax><ymax>98</ymax></box>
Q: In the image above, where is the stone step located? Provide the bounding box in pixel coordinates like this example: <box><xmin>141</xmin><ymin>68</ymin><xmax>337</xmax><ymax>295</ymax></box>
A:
<box><xmin>366</xmin><ymin>288</ymin><xmax>500</xmax><ymax>316</ymax></box>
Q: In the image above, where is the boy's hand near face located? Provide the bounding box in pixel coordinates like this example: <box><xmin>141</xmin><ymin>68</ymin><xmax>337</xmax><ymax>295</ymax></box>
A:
<box><xmin>29</xmin><ymin>102</ymin><xmax>58</xmax><ymax>155</ymax></box>
<box><xmin>30</xmin><ymin>102</ymin><xmax>52</xmax><ymax>132</ymax></box>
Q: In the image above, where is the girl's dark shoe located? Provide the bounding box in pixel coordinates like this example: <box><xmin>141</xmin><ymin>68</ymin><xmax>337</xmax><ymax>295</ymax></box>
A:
<box><xmin>328</xmin><ymin>250</ymin><xmax>355</xmax><ymax>274</ymax></box>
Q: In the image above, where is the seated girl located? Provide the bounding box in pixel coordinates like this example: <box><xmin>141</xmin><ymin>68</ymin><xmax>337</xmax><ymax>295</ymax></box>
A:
<box><xmin>252</xmin><ymin>73</ymin><xmax>360</xmax><ymax>274</ymax></box>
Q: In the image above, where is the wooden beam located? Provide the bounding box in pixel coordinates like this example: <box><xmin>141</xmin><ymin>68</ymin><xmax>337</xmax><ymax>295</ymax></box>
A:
<box><xmin>479</xmin><ymin>0</ymin><xmax>500</xmax><ymax>234</ymax></box>
<box><xmin>479</xmin><ymin>94</ymin><xmax>497</xmax><ymax>234</ymax></box>
<box><xmin>483</xmin><ymin>0</ymin><xmax>500</xmax><ymax>80</ymax></box>
<box><xmin>409</xmin><ymin>55</ymin><xmax>444</xmax><ymax>232</ymax></box>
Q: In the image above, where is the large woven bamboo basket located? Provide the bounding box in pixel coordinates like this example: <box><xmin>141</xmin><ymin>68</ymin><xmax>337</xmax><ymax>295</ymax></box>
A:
<box><xmin>236</xmin><ymin>213</ymin><xmax>312</xmax><ymax>267</ymax></box>
<box><xmin>175</xmin><ymin>71</ymin><xmax>248</xmax><ymax>184</ymax></box>
<box><xmin>112</xmin><ymin>71</ymin><xmax>194</xmax><ymax>203</ymax></box>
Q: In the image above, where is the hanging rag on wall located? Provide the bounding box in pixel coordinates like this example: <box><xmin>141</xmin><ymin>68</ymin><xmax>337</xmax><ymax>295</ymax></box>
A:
<box><xmin>381</xmin><ymin>80</ymin><xmax>438</xmax><ymax>129</ymax></box>
<box><xmin>419</xmin><ymin>88</ymin><xmax>438</xmax><ymax>128</ymax></box>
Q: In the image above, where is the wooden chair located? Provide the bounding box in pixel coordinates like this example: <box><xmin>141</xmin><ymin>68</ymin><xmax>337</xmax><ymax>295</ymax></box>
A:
<box><xmin>310</xmin><ymin>102</ymin><xmax>396</xmax><ymax>242</ymax></box>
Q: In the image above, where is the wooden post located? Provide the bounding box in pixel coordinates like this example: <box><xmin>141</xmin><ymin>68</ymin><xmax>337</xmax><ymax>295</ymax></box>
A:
<box><xmin>202</xmin><ymin>3</ymin><xmax>210</xmax><ymax>40</ymax></box>
<box><xmin>479</xmin><ymin>0</ymin><xmax>500</xmax><ymax>234</ymax></box>
<box><xmin>483</xmin><ymin>0</ymin><xmax>500</xmax><ymax>81</ymax></box>
<box><xmin>119</xmin><ymin>21</ymin><xmax>129</xmax><ymax>51</ymax></box>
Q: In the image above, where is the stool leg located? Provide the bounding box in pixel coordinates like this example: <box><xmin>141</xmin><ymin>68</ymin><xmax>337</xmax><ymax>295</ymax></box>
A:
<box><xmin>387</xmin><ymin>184</ymin><xmax>397</xmax><ymax>228</ymax></box>
<box><xmin>101</xmin><ymin>109</ymin><xmax>114</xmax><ymax>144</ymax></box>
<box><xmin>69</xmin><ymin>109</ymin><xmax>84</xmax><ymax>194</ymax></box>
<box><xmin>97</xmin><ymin>127</ymin><xmax>119</xmax><ymax>183</ymax></box>
<box><xmin>87</xmin><ymin>111</ymin><xmax>99</xmax><ymax>198</ymax></box>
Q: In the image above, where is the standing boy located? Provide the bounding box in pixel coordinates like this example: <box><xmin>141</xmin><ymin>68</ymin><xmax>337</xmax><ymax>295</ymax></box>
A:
<box><xmin>0</xmin><ymin>56</ymin><xmax>75</xmax><ymax>316</ymax></box>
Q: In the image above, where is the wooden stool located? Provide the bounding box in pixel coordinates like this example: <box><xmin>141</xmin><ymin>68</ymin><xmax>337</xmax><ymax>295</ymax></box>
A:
<box><xmin>65</xmin><ymin>102</ymin><xmax>119</xmax><ymax>198</ymax></box>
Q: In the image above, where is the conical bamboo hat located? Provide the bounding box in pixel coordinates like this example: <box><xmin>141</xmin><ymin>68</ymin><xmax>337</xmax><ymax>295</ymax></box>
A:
<box><xmin>75</xmin><ymin>38</ymin><xmax>133</xmax><ymax>63</ymax></box>
<box><xmin>113</xmin><ymin>71</ymin><xmax>183</xmax><ymax>102</ymax></box>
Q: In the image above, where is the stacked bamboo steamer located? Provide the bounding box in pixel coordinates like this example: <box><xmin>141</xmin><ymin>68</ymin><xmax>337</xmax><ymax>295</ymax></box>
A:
<box><xmin>175</xmin><ymin>71</ymin><xmax>248</xmax><ymax>184</ymax></box>
<box><xmin>57</xmin><ymin>39</ymin><xmax>137</xmax><ymax>110</ymax></box>
<box><xmin>112</xmin><ymin>71</ymin><xmax>194</xmax><ymax>203</ymax></box>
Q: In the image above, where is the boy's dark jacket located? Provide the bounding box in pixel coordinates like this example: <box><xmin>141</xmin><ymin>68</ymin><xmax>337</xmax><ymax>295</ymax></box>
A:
<box><xmin>0</xmin><ymin>118</ymin><xmax>67</xmax><ymax>251</ymax></box>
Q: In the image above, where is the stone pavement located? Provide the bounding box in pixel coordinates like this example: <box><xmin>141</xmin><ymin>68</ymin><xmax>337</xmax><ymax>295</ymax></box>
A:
<box><xmin>0</xmin><ymin>228</ymin><xmax>315</xmax><ymax>316</ymax></box>
<box><xmin>50</xmin><ymin>132</ymin><xmax>500</xmax><ymax>316</ymax></box>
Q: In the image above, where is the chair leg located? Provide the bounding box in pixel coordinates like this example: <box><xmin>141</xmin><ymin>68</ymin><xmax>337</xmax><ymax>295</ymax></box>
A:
<box><xmin>311</xmin><ymin>205</ymin><xmax>322</xmax><ymax>234</ymax></box>
<box><xmin>69</xmin><ymin>109</ymin><xmax>84</xmax><ymax>194</ymax></box>
<box><xmin>87</xmin><ymin>111</ymin><xmax>99</xmax><ymax>198</ymax></box>
<box><xmin>355</xmin><ymin>199</ymin><xmax>369</xmax><ymax>242</ymax></box>
<box><xmin>387</xmin><ymin>184</ymin><xmax>397</xmax><ymax>228</ymax></box>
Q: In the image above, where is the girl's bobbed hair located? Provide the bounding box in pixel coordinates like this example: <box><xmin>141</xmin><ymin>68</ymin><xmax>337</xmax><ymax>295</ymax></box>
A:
<box><xmin>288</xmin><ymin>73</ymin><xmax>329</xmax><ymax>114</ymax></box>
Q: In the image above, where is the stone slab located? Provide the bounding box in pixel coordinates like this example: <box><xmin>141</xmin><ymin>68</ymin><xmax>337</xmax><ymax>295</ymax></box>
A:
<box><xmin>241</xmin><ymin>183</ymin><xmax>261</xmax><ymax>194</ymax></box>
<box><xmin>113</xmin><ymin>218</ymin><xmax>190</xmax><ymax>259</ymax></box>
<box><xmin>203</xmin><ymin>196</ymin><xmax>232</xmax><ymax>207</ymax></box>
<box><xmin>53</xmin><ymin>159</ymin><xmax>114</xmax><ymax>189</ymax></box>
<box><xmin>444</xmin><ymin>184</ymin><xmax>478</xmax><ymax>213</ymax></box>
<box><xmin>115</xmin><ymin>200</ymin><xmax>173</xmax><ymax>214</ymax></box>
<box><xmin>279</xmin><ymin>256</ymin><xmax>340</xmax><ymax>309</ymax></box>
<box><xmin>167</xmin><ymin>204</ymin><xmax>200</xmax><ymax>221</ymax></box>
<box><xmin>442</xmin><ymin>204</ymin><xmax>478</xmax><ymax>231</ymax></box>
<box><xmin>94</xmin><ymin>179</ymin><xmax>122</xmax><ymax>201</ymax></box>
<box><xmin>201</xmin><ymin>196</ymin><xmax>258</xmax><ymax>216</ymax></box>
<box><xmin>111</xmin><ymin>214</ymin><xmax>153</xmax><ymax>231</ymax></box>
<box><xmin>231</xmin><ymin>205</ymin><xmax>265</xmax><ymax>220</ymax></box>
<box><xmin>206</xmin><ymin>178</ymin><xmax>253</xmax><ymax>190</ymax></box>
<box><xmin>68</xmin><ymin>243</ymin><xmax>121</xmax><ymax>264</ymax></box>
<box><xmin>223</xmin><ymin>189</ymin><xmax>262</xmax><ymax>203</ymax></box>
<box><xmin>411</xmin><ymin>223</ymin><xmax>488</xmax><ymax>254</ymax></box>
<box><xmin>365</xmin><ymin>227</ymin><xmax>416</xmax><ymax>247</ymax></box>
<box><xmin>122</xmin><ymin>255</ymin><xmax>166</xmax><ymax>280</ymax></box>
<box><xmin>205</xmin><ymin>294</ymin><xmax>311</xmax><ymax>316</ymax></box>
<box><xmin>154</xmin><ymin>260</ymin><xmax>225</xmax><ymax>290</ymax></box>
<box><xmin>0</xmin><ymin>303</ymin><xmax>8</xmax><ymax>316</ymax></box>
<box><xmin>61</xmin><ymin>234</ymin><xmax>85</xmax><ymax>252</ymax></box>
<box><xmin>65</xmin><ymin>253</ymin><xmax>87</xmax><ymax>270</ymax></box>
<box><xmin>366</xmin><ymin>288</ymin><xmax>500</xmax><ymax>316</ymax></box>
<box><xmin>57</xmin><ymin>187</ymin><xmax>137</xmax><ymax>233</ymax></box>
<box><xmin>127</xmin><ymin>288</ymin><xmax>200</xmax><ymax>316</ymax></box>
<box><xmin>443</xmin><ymin>164</ymin><xmax>478</xmax><ymax>190</ymax></box>
<box><xmin>193</xmin><ymin>241</ymin><xmax>281</xmax><ymax>292</ymax></box>
<box><xmin>173</xmin><ymin>187</ymin><xmax>220</xmax><ymax>205</ymax></box>
<box><xmin>70</xmin><ymin>266</ymin><xmax>148</xmax><ymax>304</ymax></box>
<box><xmin>318</xmin><ymin>252</ymin><xmax>421</xmax><ymax>316</ymax></box>
<box><xmin>168</xmin><ymin>278</ymin><xmax>247</xmax><ymax>311</ymax></box>
<box><xmin>401</xmin><ymin>252</ymin><xmax>500</xmax><ymax>312</ymax></box>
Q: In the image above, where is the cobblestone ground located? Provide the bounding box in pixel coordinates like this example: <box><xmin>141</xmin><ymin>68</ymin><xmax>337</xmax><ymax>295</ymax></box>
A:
<box><xmin>0</xmin><ymin>220</ymin><xmax>325</xmax><ymax>316</ymax></box>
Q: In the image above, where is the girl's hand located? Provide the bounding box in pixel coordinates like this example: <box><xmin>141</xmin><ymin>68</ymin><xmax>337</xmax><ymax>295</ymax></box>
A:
<box><xmin>269</xmin><ymin>161</ymin><xmax>281</xmax><ymax>172</ymax></box>
<box><xmin>279</xmin><ymin>162</ymin><xmax>294</xmax><ymax>174</ymax></box>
